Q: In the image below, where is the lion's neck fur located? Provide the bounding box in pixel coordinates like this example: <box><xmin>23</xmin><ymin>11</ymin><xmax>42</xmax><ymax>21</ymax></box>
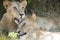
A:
<box><xmin>0</xmin><ymin>13</ymin><xmax>17</xmax><ymax>32</ymax></box>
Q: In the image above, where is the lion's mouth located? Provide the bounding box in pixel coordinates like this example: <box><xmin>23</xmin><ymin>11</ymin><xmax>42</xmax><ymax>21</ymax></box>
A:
<box><xmin>17</xmin><ymin>31</ymin><xmax>27</xmax><ymax>39</ymax></box>
<box><xmin>18</xmin><ymin>18</ymin><xmax>23</xmax><ymax>24</ymax></box>
<box><xmin>17</xmin><ymin>31</ymin><xmax>27</xmax><ymax>37</ymax></box>
<box><xmin>14</xmin><ymin>17</ymin><xmax>24</xmax><ymax>24</ymax></box>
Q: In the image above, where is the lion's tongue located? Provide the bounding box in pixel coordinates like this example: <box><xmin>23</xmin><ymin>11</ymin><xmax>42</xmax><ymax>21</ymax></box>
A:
<box><xmin>19</xmin><ymin>18</ymin><xmax>22</xmax><ymax>24</ymax></box>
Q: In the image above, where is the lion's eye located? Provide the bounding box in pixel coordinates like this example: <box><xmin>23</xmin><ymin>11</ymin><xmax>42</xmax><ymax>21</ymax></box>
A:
<box><xmin>13</xmin><ymin>7</ymin><xmax>20</xmax><ymax>13</ymax></box>
<box><xmin>22</xmin><ymin>7</ymin><xmax>24</xmax><ymax>9</ymax></box>
<box><xmin>13</xmin><ymin>7</ymin><xmax>17</xmax><ymax>10</ymax></box>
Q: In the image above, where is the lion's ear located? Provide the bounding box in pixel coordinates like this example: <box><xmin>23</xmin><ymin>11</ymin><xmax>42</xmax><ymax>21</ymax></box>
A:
<box><xmin>20</xmin><ymin>0</ymin><xmax>27</xmax><ymax>9</ymax></box>
<box><xmin>3</xmin><ymin>0</ymin><xmax>11</xmax><ymax>9</ymax></box>
<box><xmin>30</xmin><ymin>13</ymin><xmax>36</xmax><ymax>22</ymax></box>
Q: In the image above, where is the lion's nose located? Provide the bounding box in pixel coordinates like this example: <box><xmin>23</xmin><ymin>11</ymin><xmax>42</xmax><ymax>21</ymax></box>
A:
<box><xmin>19</xmin><ymin>14</ymin><xmax>24</xmax><ymax>17</ymax></box>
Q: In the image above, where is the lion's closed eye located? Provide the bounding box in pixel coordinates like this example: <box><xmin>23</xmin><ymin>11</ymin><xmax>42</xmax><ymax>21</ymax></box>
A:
<box><xmin>13</xmin><ymin>7</ymin><xmax>18</xmax><ymax>10</ymax></box>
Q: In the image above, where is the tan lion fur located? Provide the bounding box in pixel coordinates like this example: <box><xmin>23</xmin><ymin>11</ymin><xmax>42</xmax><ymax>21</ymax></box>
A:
<box><xmin>17</xmin><ymin>13</ymin><xmax>60</xmax><ymax>40</ymax></box>
<box><xmin>0</xmin><ymin>0</ymin><xmax>27</xmax><ymax>35</ymax></box>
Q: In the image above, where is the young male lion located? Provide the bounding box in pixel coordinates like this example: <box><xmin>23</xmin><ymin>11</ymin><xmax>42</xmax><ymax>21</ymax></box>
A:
<box><xmin>15</xmin><ymin>13</ymin><xmax>60</xmax><ymax>40</ymax></box>
<box><xmin>0</xmin><ymin>0</ymin><xmax>27</xmax><ymax>35</ymax></box>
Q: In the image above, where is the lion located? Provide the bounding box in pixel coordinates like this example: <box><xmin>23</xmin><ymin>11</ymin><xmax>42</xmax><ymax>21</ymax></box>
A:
<box><xmin>19</xmin><ymin>28</ymin><xmax>60</xmax><ymax>40</ymax></box>
<box><xmin>15</xmin><ymin>12</ymin><xmax>60</xmax><ymax>35</ymax></box>
<box><xmin>0</xmin><ymin>0</ymin><xmax>27</xmax><ymax>36</ymax></box>
<box><xmin>15</xmin><ymin>13</ymin><xmax>60</xmax><ymax>40</ymax></box>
